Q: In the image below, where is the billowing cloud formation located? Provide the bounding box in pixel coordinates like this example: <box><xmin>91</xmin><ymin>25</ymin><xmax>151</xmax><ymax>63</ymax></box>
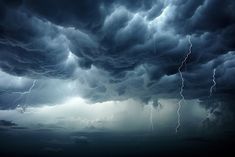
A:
<box><xmin>0</xmin><ymin>0</ymin><xmax>235</xmax><ymax>109</ymax></box>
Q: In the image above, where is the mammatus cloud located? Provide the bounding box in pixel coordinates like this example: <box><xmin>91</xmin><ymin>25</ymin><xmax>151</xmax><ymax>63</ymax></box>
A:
<box><xmin>0</xmin><ymin>0</ymin><xmax>234</xmax><ymax>112</ymax></box>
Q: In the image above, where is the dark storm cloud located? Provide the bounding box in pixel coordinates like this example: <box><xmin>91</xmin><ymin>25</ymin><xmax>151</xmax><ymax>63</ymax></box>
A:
<box><xmin>0</xmin><ymin>0</ymin><xmax>78</xmax><ymax>78</ymax></box>
<box><xmin>0</xmin><ymin>119</ymin><xmax>26</xmax><ymax>131</ymax></box>
<box><xmin>0</xmin><ymin>0</ymin><xmax>235</xmax><ymax>108</ymax></box>
<box><xmin>0</xmin><ymin>119</ymin><xmax>16</xmax><ymax>127</ymax></box>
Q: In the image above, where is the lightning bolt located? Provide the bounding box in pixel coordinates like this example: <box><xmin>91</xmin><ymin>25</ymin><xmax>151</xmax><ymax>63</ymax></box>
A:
<box><xmin>176</xmin><ymin>36</ymin><xmax>192</xmax><ymax>133</ymax></box>
<box><xmin>150</xmin><ymin>103</ymin><xmax>154</xmax><ymax>131</ymax></box>
<box><xmin>14</xmin><ymin>80</ymin><xmax>37</xmax><ymax>95</ymax></box>
<box><xmin>209</xmin><ymin>68</ymin><xmax>216</xmax><ymax>97</ymax></box>
<box><xmin>202</xmin><ymin>68</ymin><xmax>217</xmax><ymax>125</ymax></box>
<box><xmin>13</xmin><ymin>80</ymin><xmax>37</xmax><ymax>111</ymax></box>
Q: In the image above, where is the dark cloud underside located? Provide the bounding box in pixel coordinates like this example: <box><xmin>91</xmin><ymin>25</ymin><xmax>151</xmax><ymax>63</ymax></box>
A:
<box><xmin>0</xmin><ymin>0</ymin><xmax>235</xmax><ymax>109</ymax></box>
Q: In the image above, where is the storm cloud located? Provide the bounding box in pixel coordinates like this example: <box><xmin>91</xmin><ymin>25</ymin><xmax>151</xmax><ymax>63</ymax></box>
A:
<box><xmin>0</xmin><ymin>0</ymin><xmax>235</xmax><ymax>110</ymax></box>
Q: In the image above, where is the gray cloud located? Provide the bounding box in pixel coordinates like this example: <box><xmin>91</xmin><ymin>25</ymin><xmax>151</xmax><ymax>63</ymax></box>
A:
<box><xmin>0</xmin><ymin>119</ymin><xmax>16</xmax><ymax>127</ymax></box>
<box><xmin>0</xmin><ymin>0</ymin><xmax>234</xmax><ymax>112</ymax></box>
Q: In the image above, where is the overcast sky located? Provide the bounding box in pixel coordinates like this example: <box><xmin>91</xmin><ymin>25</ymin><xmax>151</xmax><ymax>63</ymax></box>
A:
<box><xmin>0</xmin><ymin>0</ymin><xmax>235</xmax><ymax>133</ymax></box>
<box><xmin>1</xmin><ymin>1</ymin><xmax>235</xmax><ymax>157</ymax></box>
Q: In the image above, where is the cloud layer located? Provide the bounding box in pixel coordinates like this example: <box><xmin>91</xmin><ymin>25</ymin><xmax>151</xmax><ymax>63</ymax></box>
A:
<box><xmin>0</xmin><ymin>0</ymin><xmax>235</xmax><ymax>109</ymax></box>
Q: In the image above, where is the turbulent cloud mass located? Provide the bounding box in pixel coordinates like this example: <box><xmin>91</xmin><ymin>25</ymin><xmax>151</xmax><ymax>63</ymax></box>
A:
<box><xmin>0</xmin><ymin>0</ymin><xmax>235</xmax><ymax>156</ymax></box>
<box><xmin>1</xmin><ymin>0</ymin><xmax>235</xmax><ymax>107</ymax></box>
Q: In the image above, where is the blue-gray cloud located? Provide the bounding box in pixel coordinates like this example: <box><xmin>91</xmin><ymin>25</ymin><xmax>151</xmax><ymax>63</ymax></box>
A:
<box><xmin>0</xmin><ymin>0</ymin><xmax>235</xmax><ymax>110</ymax></box>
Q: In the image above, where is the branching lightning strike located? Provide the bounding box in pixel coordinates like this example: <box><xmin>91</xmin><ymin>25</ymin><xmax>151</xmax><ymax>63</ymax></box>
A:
<box><xmin>209</xmin><ymin>68</ymin><xmax>216</xmax><ymax>97</ymax></box>
<box><xmin>203</xmin><ymin>68</ymin><xmax>217</xmax><ymax>123</ymax></box>
<box><xmin>13</xmin><ymin>80</ymin><xmax>37</xmax><ymax>108</ymax></box>
<box><xmin>176</xmin><ymin>36</ymin><xmax>192</xmax><ymax>133</ymax></box>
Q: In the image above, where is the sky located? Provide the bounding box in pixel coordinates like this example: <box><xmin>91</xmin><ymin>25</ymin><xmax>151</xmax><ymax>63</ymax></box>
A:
<box><xmin>0</xmin><ymin>0</ymin><xmax>235</xmax><ymax>156</ymax></box>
